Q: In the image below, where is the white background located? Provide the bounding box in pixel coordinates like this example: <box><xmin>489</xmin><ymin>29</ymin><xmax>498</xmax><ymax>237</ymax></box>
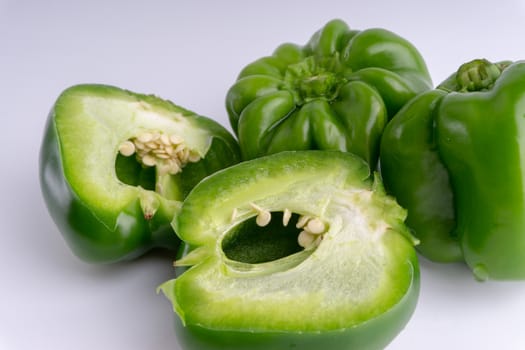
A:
<box><xmin>2</xmin><ymin>0</ymin><xmax>525</xmax><ymax>349</ymax></box>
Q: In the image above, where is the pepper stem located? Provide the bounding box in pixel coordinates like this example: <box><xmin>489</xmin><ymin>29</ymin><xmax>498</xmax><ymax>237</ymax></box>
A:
<box><xmin>284</xmin><ymin>55</ymin><xmax>348</xmax><ymax>104</ymax></box>
<box><xmin>455</xmin><ymin>59</ymin><xmax>503</xmax><ymax>92</ymax></box>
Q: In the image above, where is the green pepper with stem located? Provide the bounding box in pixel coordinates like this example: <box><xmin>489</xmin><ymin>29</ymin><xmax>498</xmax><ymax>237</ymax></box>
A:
<box><xmin>380</xmin><ymin>59</ymin><xmax>525</xmax><ymax>280</ymax></box>
<box><xmin>40</xmin><ymin>84</ymin><xmax>240</xmax><ymax>263</ymax></box>
<box><xmin>159</xmin><ymin>150</ymin><xmax>419</xmax><ymax>350</ymax></box>
<box><xmin>226</xmin><ymin>19</ymin><xmax>432</xmax><ymax>168</ymax></box>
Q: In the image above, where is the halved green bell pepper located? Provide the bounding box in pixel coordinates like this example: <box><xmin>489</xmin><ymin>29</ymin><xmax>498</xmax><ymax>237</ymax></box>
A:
<box><xmin>159</xmin><ymin>150</ymin><xmax>419</xmax><ymax>350</ymax></box>
<box><xmin>226</xmin><ymin>19</ymin><xmax>432</xmax><ymax>167</ymax></box>
<box><xmin>39</xmin><ymin>84</ymin><xmax>240</xmax><ymax>263</ymax></box>
<box><xmin>380</xmin><ymin>59</ymin><xmax>525</xmax><ymax>280</ymax></box>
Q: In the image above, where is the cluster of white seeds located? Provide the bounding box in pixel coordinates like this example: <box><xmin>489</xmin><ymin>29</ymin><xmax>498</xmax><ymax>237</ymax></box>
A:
<box><xmin>296</xmin><ymin>215</ymin><xmax>326</xmax><ymax>249</ymax></box>
<box><xmin>118</xmin><ymin>131</ymin><xmax>201</xmax><ymax>176</ymax></box>
<box><xmin>233</xmin><ymin>204</ymin><xmax>328</xmax><ymax>250</ymax></box>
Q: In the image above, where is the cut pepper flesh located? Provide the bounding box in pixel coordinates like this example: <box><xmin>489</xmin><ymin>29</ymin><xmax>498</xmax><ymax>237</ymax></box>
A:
<box><xmin>40</xmin><ymin>84</ymin><xmax>240</xmax><ymax>263</ymax></box>
<box><xmin>159</xmin><ymin>151</ymin><xmax>419</xmax><ymax>349</ymax></box>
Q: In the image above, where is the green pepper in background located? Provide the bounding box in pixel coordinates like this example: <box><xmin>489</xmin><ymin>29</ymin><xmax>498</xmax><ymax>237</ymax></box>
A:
<box><xmin>159</xmin><ymin>151</ymin><xmax>419</xmax><ymax>350</ymax></box>
<box><xmin>226</xmin><ymin>19</ymin><xmax>432</xmax><ymax>167</ymax></box>
<box><xmin>380</xmin><ymin>59</ymin><xmax>525</xmax><ymax>280</ymax></box>
<box><xmin>40</xmin><ymin>84</ymin><xmax>240</xmax><ymax>263</ymax></box>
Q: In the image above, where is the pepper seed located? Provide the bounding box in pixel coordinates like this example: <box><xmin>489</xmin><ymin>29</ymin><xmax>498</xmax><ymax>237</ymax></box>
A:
<box><xmin>118</xmin><ymin>140</ymin><xmax>136</xmax><ymax>157</ymax></box>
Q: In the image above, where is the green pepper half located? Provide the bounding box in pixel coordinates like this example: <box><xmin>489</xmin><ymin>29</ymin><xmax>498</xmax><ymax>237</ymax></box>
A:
<box><xmin>40</xmin><ymin>84</ymin><xmax>240</xmax><ymax>263</ymax></box>
<box><xmin>226</xmin><ymin>19</ymin><xmax>432</xmax><ymax>167</ymax></box>
<box><xmin>380</xmin><ymin>59</ymin><xmax>525</xmax><ymax>280</ymax></box>
<box><xmin>159</xmin><ymin>151</ymin><xmax>419</xmax><ymax>349</ymax></box>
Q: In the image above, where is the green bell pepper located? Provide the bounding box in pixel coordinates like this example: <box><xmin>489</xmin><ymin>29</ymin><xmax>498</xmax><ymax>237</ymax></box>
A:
<box><xmin>159</xmin><ymin>150</ymin><xmax>419</xmax><ymax>350</ymax></box>
<box><xmin>226</xmin><ymin>19</ymin><xmax>432</xmax><ymax>167</ymax></box>
<box><xmin>40</xmin><ymin>84</ymin><xmax>240</xmax><ymax>263</ymax></box>
<box><xmin>380</xmin><ymin>59</ymin><xmax>525</xmax><ymax>280</ymax></box>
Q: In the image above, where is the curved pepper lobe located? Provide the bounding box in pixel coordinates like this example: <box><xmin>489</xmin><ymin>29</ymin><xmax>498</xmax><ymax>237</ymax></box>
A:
<box><xmin>380</xmin><ymin>90</ymin><xmax>462</xmax><ymax>263</ymax></box>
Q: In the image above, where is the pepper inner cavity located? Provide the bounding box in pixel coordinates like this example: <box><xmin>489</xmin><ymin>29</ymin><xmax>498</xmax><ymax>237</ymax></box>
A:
<box><xmin>118</xmin><ymin>131</ymin><xmax>201</xmax><ymax>176</ymax></box>
<box><xmin>223</xmin><ymin>208</ymin><xmax>328</xmax><ymax>264</ymax></box>
<box><xmin>115</xmin><ymin>130</ymin><xmax>202</xmax><ymax>197</ymax></box>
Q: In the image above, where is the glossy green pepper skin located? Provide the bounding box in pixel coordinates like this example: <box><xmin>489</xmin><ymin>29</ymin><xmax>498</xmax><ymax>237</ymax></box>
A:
<box><xmin>226</xmin><ymin>19</ymin><xmax>432</xmax><ymax>167</ymax></box>
<box><xmin>40</xmin><ymin>84</ymin><xmax>240</xmax><ymax>263</ymax></box>
<box><xmin>159</xmin><ymin>151</ymin><xmax>419</xmax><ymax>349</ymax></box>
<box><xmin>380</xmin><ymin>59</ymin><xmax>525</xmax><ymax>280</ymax></box>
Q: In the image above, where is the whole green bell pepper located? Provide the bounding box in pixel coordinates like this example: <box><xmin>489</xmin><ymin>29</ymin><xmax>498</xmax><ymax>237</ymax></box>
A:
<box><xmin>380</xmin><ymin>59</ymin><xmax>525</xmax><ymax>280</ymax></box>
<box><xmin>226</xmin><ymin>19</ymin><xmax>432</xmax><ymax>167</ymax></box>
<box><xmin>159</xmin><ymin>150</ymin><xmax>419</xmax><ymax>350</ymax></box>
<box><xmin>40</xmin><ymin>84</ymin><xmax>240</xmax><ymax>263</ymax></box>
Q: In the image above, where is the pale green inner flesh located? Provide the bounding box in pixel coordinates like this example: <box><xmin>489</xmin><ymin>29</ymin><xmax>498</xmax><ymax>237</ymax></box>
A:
<box><xmin>57</xmin><ymin>93</ymin><xmax>210</xmax><ymax>227</ymax></box>
<box><xmin>173</xmin><ymin>185</ymin><xmax>413</xmax><ymax>332</ymax></box>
